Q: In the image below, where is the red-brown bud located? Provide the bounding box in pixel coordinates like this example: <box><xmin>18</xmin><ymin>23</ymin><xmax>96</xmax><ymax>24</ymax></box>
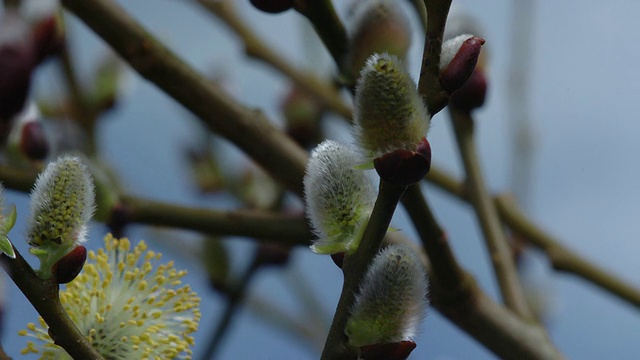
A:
<box><xmin>360</xmin><ymin>340</ymin><xmax>416</xmax><ymax>360</ymax></box>
<box><xmin>440</xmin><ymin>36</ymin><xmax>485</xmax><ymax>94</ymax></box>
<box><xmin>449</xmin><ymin>68</ymin><xmax>487</xmax><ymax>112</ymax></box>
<box><xmin>330</xmin><ymin>252</ymin><xmax>345</xmax><ymax>269</ymax></box>
<box><xmin>249</xmin><ymin>0</ymin><xmax>294</xmax><ymax>14</ymax></box>
<box><xmin>31</xmin><ymin>16</ymin><xmax>64</xmax><ymax>64</ymax></box>
<box><xmin>51</xmin><ymin>245</ymin><xmax>87</xmax><ymax>284</ymax></box>
<box><xmin>374</xmin><ymin>138</ymin><xmax>431</xmax><ymax>186</ymax></box>
<box><xmin>20</xmin><ymin>121</ymin><xmax>49</xmax><ymax>160</ymax></box>
<box><xmin>255</xmin><ymin>242</ymin><xmax>291</xmax><ymax>267</ymax></box>
<box><xmin>360</xmin><ymin>340</ymin><xmax>417</xmax><ymax>360</ymax></box>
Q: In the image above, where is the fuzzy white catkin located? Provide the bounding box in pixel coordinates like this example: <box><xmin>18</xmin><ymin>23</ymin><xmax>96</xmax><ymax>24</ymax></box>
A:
<box><xmin>353</xmin><ymin>53</ymin><xmax>430</xmax><ymax>159</ymax></box>
<box><xmin>303</xmin><ymin>140</ymin><xmax>376</xmax><ymax>254</ymax></box>
<box><xmin>27</xmin><ymin>156</ymin><xmax>95</xmax><ymax>247</ymax></box>
<box><xmin>345</xmin><ymin>244</ymin><xmax>429</xmax><ymax>347</ymax></box>
<box><xmin>439</xmin><ymin>34</ymin><xmax>475</xmax><ymax>70</ymax></box>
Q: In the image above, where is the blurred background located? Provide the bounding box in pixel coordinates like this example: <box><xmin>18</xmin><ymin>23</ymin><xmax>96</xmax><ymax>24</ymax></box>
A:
<box><xmin>2</xmin><ymin>0</ymin><xmax>640</xmax><ymax>358</ymax></box>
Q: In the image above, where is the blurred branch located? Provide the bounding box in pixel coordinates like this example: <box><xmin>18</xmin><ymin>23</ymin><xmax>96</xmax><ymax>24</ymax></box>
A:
<box><xmin>0</xmin><ymin>166</ymin><xmax>311</xmax><ymax>245</ymax></box>
<box><xmin>1</xmin><ymin>247</ymin><xmax>104</xmax><ymax>359</ymax></box>
<box><xmin>293</xmin><ymin>0</ymin><xmax>350</xmax><ymax>81</ymax></box>
<box><xmin>0</xmin><ymin>342</ymin><xmax>9</xmax><ymax>360</ymax></box>
<box><xmin>407</xmin><ymin>0</ymin><xmax>428</xmax><ymax>32</ymax></box>
<box><xmin>402</xmin><ymin>184</ymin><xmax>563</xmax><ymax>359</ymax></box>
<box><xmin>196</xmin><ymin>0</ymin><xmax>353</xmax><ymax>120</ymax></box>
<box><xmin>495</xmin><ymin>195</ymin><xmax>640</xmax><ymax>309</ymax></box>
<box><xmin>425</xmin><ymin>166</ymin><xmax>640</xmax><ymax>309</ymax></box>
<box><xmin>121</xmin><ymin>195</ymin><xmax>311</xmax><ymax>246</ymax></box>
<box><xmin>60</xmin><ymin>0</ymin><xmax>308</xmax><ymax>195</ymax></box>
<box><xmin>417</xmin><ymin>0</ymin><xmax>452</xmax><ymax>115</ymax></box>
<box><xmin>321</xmin><ymin>181</ymin><xmax>407</xmax><ymax>360</ymax></box>
<box><xmin>201</xmin><ymin>255</ymin><xmax>261</xmax><ymax>360</ymax></box>
<box><xmin>450</xmin><ymin>108</ymin><xmax>533</xmax><ymax>319</ymax></box>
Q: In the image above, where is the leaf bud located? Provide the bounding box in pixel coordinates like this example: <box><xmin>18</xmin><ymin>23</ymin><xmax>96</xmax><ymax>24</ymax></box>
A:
<box><xmin>51</xmin><ymin>245</ymin><xmax>87</xmax><ymax>284</ymax></box>
<box><xmin>347</xmin><ymin>0</ymin><xmax>412</xmax><ymax>78</ymax></box>
<box><xmin>373</xmin><ymin>137</ymin><xmax>431</xmax><ymax>186</ymax></box>
<box><xmin>303</xmin><ymin>140</ymin><xmax>376</xmax><ymax>255</ymax></box>
<box><xmin>439</xmin><ymin>34</ymin><xmax>485</xmax><ymax>94</ymax></box>
<box><xmin>249</xmin><ymin>0</ymin><xmax>293</xmax><ymax>14</ymax></box>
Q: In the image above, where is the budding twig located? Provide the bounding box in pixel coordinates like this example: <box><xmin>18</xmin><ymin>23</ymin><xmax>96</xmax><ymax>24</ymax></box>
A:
<box><xmin>449</xmin><ymin>108</ymin><xmax>533</xmax><ymax>319</ymax></box>
<box><xmin>61</xmin><ymin>0</ymin><xmax>308</xmax><ymax>195</ymax></box>
<box><xmin>1</xmin><ymin>246</ymin><xmax>104</xmax><ymax>359</ymax></box>
<box><xmin>320</xmin><ymin>181</ymin><xmax>407</xmax><ymax>360</ymax></box>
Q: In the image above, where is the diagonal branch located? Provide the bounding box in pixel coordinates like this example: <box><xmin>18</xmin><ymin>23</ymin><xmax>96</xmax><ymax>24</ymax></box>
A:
<box><xmin>1</xmin><ymin>247</ymin><xmax>104</xmax><ymax>359</ymax></box>
<box><xmin>425</xmin><ymin>165</ymin><xmax>640</xmax><ymax>309</ymax></box>
<box><xmin>60</xmin><ymin>0</ymin><xmax>308</xmax><ymax>196</ymax></box>
<box><xmin>196</xmin><ymin>0</ymin><xmax>353</xmax><ymax>120</ymax></box>
<box><xmin>450</xmin><ymin>108</ymin><xmax>533</xmax><ymax>319</ymax></box>
<box><xmin>402</xmin><ymin>184</ymin><xmax>563</xmax><ymax>359</ymax></box>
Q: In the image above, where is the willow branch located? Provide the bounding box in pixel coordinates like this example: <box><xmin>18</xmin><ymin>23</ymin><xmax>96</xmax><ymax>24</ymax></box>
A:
<box><xmin>0</xmin><ymin>342</ymin><xmax>9</xmax><ymax>360</ymax></box>
<box><xmin>60</xmin><ymin>0</ymin><xmax>308</xmax><ymax>195</ymax></box>
<box><xmin>495</xmin><ymin>195</ymin><xmax>640</xmax><ymax>309</ymax></box>
<box><xmin>0</xmin><ymin>166</ymin><xmax>311</xmax><ymax>245</ymax></box>
<box><xmin>425</xmin><ymin>165</ymin><xmax>640</xmax><ymax>309</ymax></box>
<box><xmin>320</xmin><ymin>181</ymin><xmax>407</xmax><ymax>360</ymax></box>
<box><xmin>293</xmin><ymin>0</ymin><xmax>350</xmax><ymax>81</ymax></box>
<box><xmin>417</xmin><ymin>0</ymin><xmax>452</xmax><ymax>115</ymax></box>
<box><xmin>450</xmin><ymin>108</ymin><xmax>532</xmax><ymax>319</ymax></box>
<box><xmin>196</xmin><ymin>0</ymin><xmax>352</xmax><ymax>120</ymax></box>
<box><xmin>120</xmin><ymin>195</ymin><xmax>310</xmax><ymax>246</ymax></box>
<box><xmin>401</xmin><ymin>184</ymin><xmax>563</xmax><ymax>359</ymax></box>
<box><xmin>1</xmin><ymin>247</ymin><xmax>104</xmax><ymax>359</ymax></box>
<box><xmin>402</xmin><ymin>184</ymin><xmax>467</xmax><ymax>294</ymax></box>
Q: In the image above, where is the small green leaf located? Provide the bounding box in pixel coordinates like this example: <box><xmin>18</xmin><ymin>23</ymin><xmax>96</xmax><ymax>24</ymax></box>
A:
<box><xmin>0</xmin><ymin>235</ymin><xmax>15</xmax><ymax>259</ymax></box>
<box><xmin>2</xmin><ymin>204</ymin><xmax>17</xmax><ymax>233</ymax></box>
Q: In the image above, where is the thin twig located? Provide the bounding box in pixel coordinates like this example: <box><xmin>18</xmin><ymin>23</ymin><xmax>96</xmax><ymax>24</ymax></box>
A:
<box><xmin>320</xmin><ymin>181</ymin><xmax>407</xmax><ymax>360</ymax></box>
<box><xmin>121</xmin><ymin>195</ymin><xmax>311</xmax><ymax>246</ymax></box>
<box><xmin>293</xmin><ymin>0</ymin><xmax>350</xmax><ymax>81</ymax></box>
<box><xmin>417</xmin><ymin>0</ymin><xmax>452</xmax><ymax>115</ymax></box>
<box><xmin>402</xmin><ymin>184</ymin><xmax>563</xmax><ymax>359</ymax></box>
<box><xmin>1</xmin><ymin>247</ymin><xmax>104</xmax><ymax>359</ymax></box>
<box><xmin>61</xmin><ymin>0</ymin><xmax>308</xmax><ymax>195</ymax></box>
<box><xmin>495</xmin><ymin>195</ymin><xmax>640</xmax><ymax>309</ymax></box>
<box><xmin>0</xmin><ymin>342</ymin><xmax>10</xmax><ymax>360</ymax></box>
<box><xmin>426</xmin><ymin>165</ymin><xmax>640</xmax><ymax>309</ymax></box>
<box><xmin>196</xmin><ymin>0</ymin><xmax>353</xmax><ymax>120</ymax></box>
<box><xmin>449</xmin><ymin>108</ymin><xmax>533</xmax><ymax>319</ymax></box>
<box><xmin>200</xmin><ymin>257</ymin><xmax>261</xmax><ymax>360</ymax></box>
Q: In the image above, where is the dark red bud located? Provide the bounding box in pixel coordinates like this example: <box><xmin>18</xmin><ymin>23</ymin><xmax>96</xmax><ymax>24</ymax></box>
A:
<box><xmin>255</xmin><ymin>242</ymin><xmax>291</xmax><ymax>267</ymax></box>
<box><xmin>107</xmin><ymin>202</ymin><xmax>131</xmax><ymax>239</ymax></box>
<box><xmin>0</xmin><ymin>44</ymin><xmax>35</xmax><ymax>121</ymax></box>
<box><xmin>330</xmin><ymin>252</ymin><xmax>345</xmax><ymax>269</ymax></box>
<box><xmin>32</xmin><ymin>17</ymin><xmax>64</xmax><ymax>64</ymax></box>
<box><xmin>440</xmin><ymin>37</ymin><xmax>485</xmax><ymax>94</ymax></box>
<box><xmin>374</xmin><ymin>138</ymin><xmax>432</xmax><ymax>186</ymax></box>
<box><xmin>249</xmin><ymin>0</ymin><xmax>294</xmax><ymax>14</ymax></box>
<box><xmin>449</xmin><ymin>68</ymin><xmax>487</xmax><ymax>112</ymax></box>
<box><xmin>20</xmin><ymin>121</ymin><xmax>49</xmax><ymax>160</ymax></box>
<box><xmin>52</xmin><ymin>245</ymin><xmax>87</xmax><ymax>284</ymax></box>
<box><xmin>360</xmin><ymin>340</ymin><xmax>417</xmax><ymax>360</ymax></box>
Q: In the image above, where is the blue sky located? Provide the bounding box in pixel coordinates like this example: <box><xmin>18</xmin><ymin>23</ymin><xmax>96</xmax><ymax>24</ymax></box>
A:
<box><xmin>3</xmin><ymin>0</ymin><xmax>640</xmax><ymax>359</ymax></box>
